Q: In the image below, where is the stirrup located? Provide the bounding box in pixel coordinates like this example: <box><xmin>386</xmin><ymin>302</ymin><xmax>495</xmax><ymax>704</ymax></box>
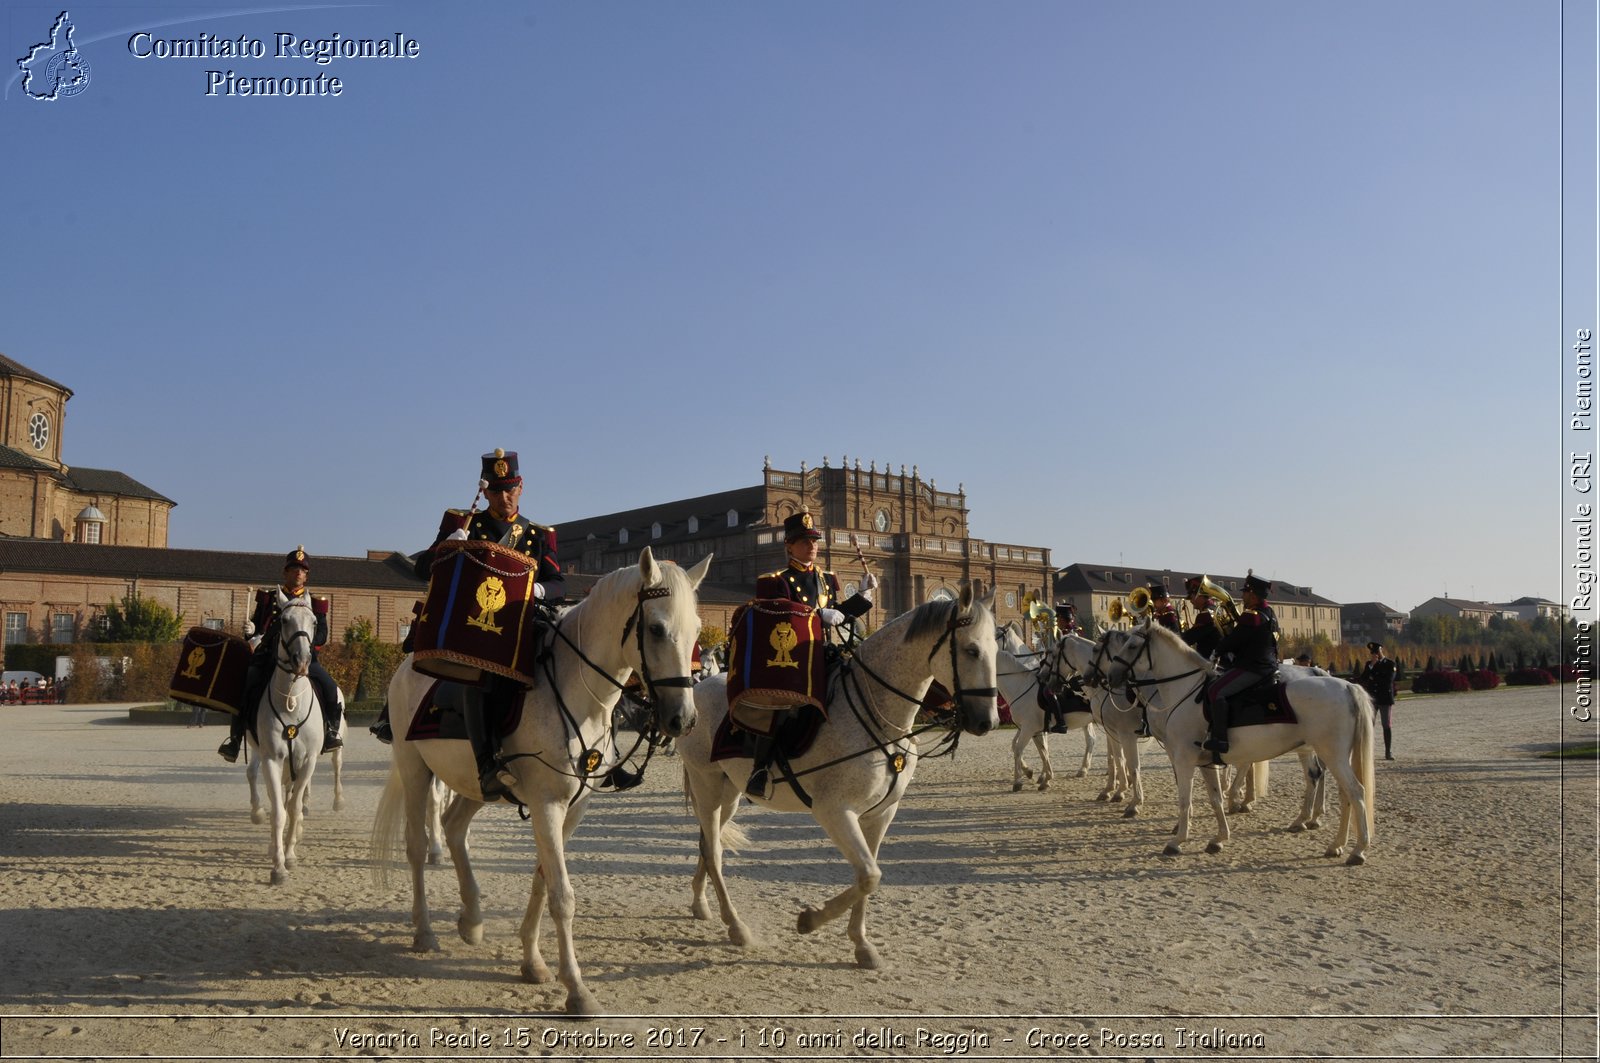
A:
<box><xmin>1199</xmin><ymin>736</ymin><xmax>1229</xmax><ymax>753</ymax></box>
<box><xmin>370</xmin><ymin>720</ymin><xmax>393</xmax><ymax>744</ymax></box>
<box><xmin>745</xmin><ymin>767</ymin><xmax>771</xmax><ymax>799</ymax></box>
<box><xmin>601</xmin><ymin>765</ymin><xmax>643</xmax><ymax>791</ymax></box>
<box><xmin>322</xmin><ymin>730</ymin><xmax>343</xmax><ymax>753</ymax></box>
<box><xmin>218</xmin><ymin>737</ymin><xmax>241</xmax><ymax>763</ymax></box>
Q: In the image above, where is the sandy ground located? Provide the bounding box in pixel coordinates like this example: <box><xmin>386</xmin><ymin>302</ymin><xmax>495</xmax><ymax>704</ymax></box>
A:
<box><xmin>0</xmin><ymin>685</ymin><xmax>1594</xmax><ymax>1061</ymax></box>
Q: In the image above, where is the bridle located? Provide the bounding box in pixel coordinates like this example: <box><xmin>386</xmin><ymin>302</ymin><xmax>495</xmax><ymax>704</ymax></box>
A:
<box><xmin>263</xmin><ymin>598</ymin><xmax>317</xmax><ymax>778</ymax></box>
<box><xmin>1107</xmin><ymin>627</ymin><xmax>1210</xmax><ymax>709</ymax></box>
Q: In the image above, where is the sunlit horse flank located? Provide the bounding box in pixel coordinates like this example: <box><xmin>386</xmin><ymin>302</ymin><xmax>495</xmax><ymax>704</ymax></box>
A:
<box><xmin>247</xmin><ymin>595</ymin><xmax>324</xmax><ymax>885</ymax></box>
<box><xmin>678</xmin><ymin>586</ymin><xmax>999</xmax><ymax>970</ymax></box>
<box><xmin>370</xmin><ymin>548</ymin><xmax>710</xmax><ymax>1015</ymax></box>
<box><xmin>995</xmin><ymin>623</ymin><xmax>1097</xmax><ymax>792</ymax></box>
<box><xmin>1102</xmin><ymin>621</ymin><xmax>1375</xmax><ymax>864</ymax></box>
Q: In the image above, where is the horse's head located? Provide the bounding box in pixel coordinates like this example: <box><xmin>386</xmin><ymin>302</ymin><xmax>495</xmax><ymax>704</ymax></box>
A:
<box><xmin>1100</xmin><ymin>622</ymin><xmax>1150</xmax><ymax>690</ymax></box>
<box><xmin>1049</xmin><ymin>631</ymin><xmax>1108</xmax><ymax>689</ymax></box>
<box><xmin>275</xmin><ymin>596</ymin><xmax>317</xmax><ymax>678</ymax></box>
<box><xmin>921</xmin><ymin>585</ymin><xmax>999</xmax><ymax>737</ymax></box>
<box><xmin>621</xmin><ymin>546</ymin><xmax>712</xmax><ymax>738</ymax></box>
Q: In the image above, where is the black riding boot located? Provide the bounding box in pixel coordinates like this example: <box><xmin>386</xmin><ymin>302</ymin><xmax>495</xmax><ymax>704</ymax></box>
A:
<box><xmin>315</xmin><ymin>675</ymin><xmax>343</xmax><ymax>753</ymax></box>
<box><xmin>1200</xmin><ymin>697</ymin><xmax>1230</xmax><ymax>763</ymax></box>
<box><xmin>218</xmin><ymin>711</ymin><xmax>247</xmax><ymax>762</ymax></box>
<box><xmin>460</xmin><ymin>687</ymin><xmax>508</xmax><ymax>801</ymax></box>
<box><xmin>1383</xmin><ymin>726</ymin><xmax>1394</xmax><ymax>760</ymax></box>
<box><xmin>370</xmin><ymin>704</ymin><xmax>393</xmax><ymax>744</ymax></box>
<box><xmin>745</xmin><ymin>735</ymin><xmax>776</xmax><ymax>798</ymax></box>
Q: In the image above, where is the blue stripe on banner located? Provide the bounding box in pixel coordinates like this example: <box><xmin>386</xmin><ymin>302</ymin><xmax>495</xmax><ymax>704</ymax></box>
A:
<box><xmin>742</xmin><ymin>610</ymin><xmax>755</xmax><ymax>678</ymax></box>
<box><xmin>437</xmin><ymin>555</ymin><xmax>462</xmax><ymax>649</ymax></box>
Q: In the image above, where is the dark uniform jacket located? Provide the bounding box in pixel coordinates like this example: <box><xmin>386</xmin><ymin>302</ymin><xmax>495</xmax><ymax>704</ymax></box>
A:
<box><xmin>250</xmin><ymin>587</ymin><xmax>329</xmax><ymax>663</ymax></box>
<box><xmin>756</xmin><ymin>562</ymin><xmax>872</xmax><ymax>621</ymax></box>
<box><xmin>1153</xmin><ymin>605</ymin><xmax>1181</xmax><ymax>633</ymax></box>
<box><xmin>1360</xmin><ymin>657</ymin><xmax>1397</xmax><ymax>706</ymax></box>
<box><xmin>414</xmin><ymin>508</ymin><xmax>566</xmax><ymax>602</ymax></box>
<box><xmin>1211</xmin><ymin>603</ymin><xmax>1280</xmax><ymax>675</ymax></box>
<box><xmin>1183</xmin><ymin>608</ymin><xmax>1222</xmax><ymax>659</ymax></box>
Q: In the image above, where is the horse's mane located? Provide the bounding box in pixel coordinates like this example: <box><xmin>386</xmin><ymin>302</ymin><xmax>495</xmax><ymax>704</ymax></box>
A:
<box><xmin>1145</xmin><ymin>620</ymin><xmax>1208</xmax><ymax>665</ymax></box>
<box><xmin>901</xmin><ymin>598</ymin><xmax>960</xmax><ymax>644</ymax></box>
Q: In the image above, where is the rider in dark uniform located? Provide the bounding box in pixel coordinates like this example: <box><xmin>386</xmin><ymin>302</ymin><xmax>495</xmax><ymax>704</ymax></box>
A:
<box><xmin>744</xmin><ymin>510</ymin><xmax>875</xmax><ymax>797</ymax></box>
<box><xmin>1048</xmin><ymin>602</ymin><xmax>1091</xmax><ymax>732</ymax></box>
<box><xmin>1181</xmin><ymin>575</ymin><xmax>1223</xmax><ymax>660</ymax></box>
<box><xmin>411</xmin><ymin>449</ymin><xmax>565</xmax><ymax>801</ymax></box>
<box><xmin>218</xmin><ymin>546</ymin><xmax>343</xmax><ymax>762</ymax></box>
<box><xmin>1149</xmin><ymin>581</ymin><xmax>1181</xmax><ymax>634</ymax></box>
<box><xmin>1200</xmin><ymin>572</ymin><xmax>1280</xmax><ymax>764</ymax></box>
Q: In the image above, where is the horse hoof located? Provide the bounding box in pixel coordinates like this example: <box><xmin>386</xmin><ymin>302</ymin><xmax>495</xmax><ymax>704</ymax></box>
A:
<box><xmin>565</xmin><ymin>989</ymin><xmax>600</xmax><ymax>1017</ymax></box>
<box><xmin>1345</xmin><ymin>852</ymin><xmax>1367</xmax><ymax>866</ymax></box>
<box><xmin>269</xmin><ymin>868</ymin><xmax>286</xmax><ymax>885</ymax></box>
<box><xmin>797</xmin><ymin>908</ymin><xmax>823</xmax><ymax>935</ymax></box>
<box><xmin>728</xmin><ymin>923</ymin><xmax>753</xmax><ymax>947</ymax></box>
<box><xmin>250</xmin><ymin>810</ymin><xmax>265</xmax><ymax>825</ymax></box>
<box><xmin>1037</xmin><ymin>781</ymin><xmax>1050</xmax><ymax>793</ymax></box>
<box><xmin>1011</xmin><ymin>782</ymin><xmax>1024</xmax><ymax>793</ymax></box>
<box><xmin>1095</xmin><ymin>794</ymin><xmax>1110</xmax><ymax>803</ymax></box>
<box><xmin>1162</xmin><ymin>843</ymin><xmax>1182</xmax><ymax>857</ymax></box>
<box><xmin>1121</xmin><ymin>806</ymin><xmax>1138</xmax><ymax>819</ymax></box>
<box><xmin>1324</xmin><ymin>845</ymin><xmax>1345</xmax><ymax>859</ymax></box>
<box><xmin>458</xmin><ymin>918</ymin><xmax>484</xmax><ymax>946</ymax></box>
<box><xmin>1287</xmin><ymin>823</ymin><xmax>1306</xmax><ymax>833</ymax></box>
<box><xmin>412</xmin><ymin>933</ymin><xmax>439</xmax><ymax>953</ymax></box>
<box><xmin>691</xmin><ymin>899</ymin><xmax>710</xmax><ymax>921</ymax></box>
<box><xmin>333</xmin><ymin>798</ymin><xmax>346</xmax><ymax>812</ymax></box>
<box><xmin>521</xmin><ymin>960</ymin><xmax>553</xmax><ymax>984</ymax></box>
<box><xmin>854</xmin><ymin>944</ymin><xmax>883</xmax><ymax>969</ymax></box>
<box><xmin>1205</xmin><ymin>841</ymin><xmax>1223</xmax><ymax>855</ymax></box>
<box><xmin>1074</xmin><ymin>770</ymin><xmax>1086</xmax><ymax>778</ymax></box>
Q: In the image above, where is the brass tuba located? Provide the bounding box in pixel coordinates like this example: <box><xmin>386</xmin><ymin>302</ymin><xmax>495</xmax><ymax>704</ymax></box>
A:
<box><xmin>1108</xmin><ymin>586</ymin><xmax>1153</xmax><ymax>626</ymax></box>
<box><xmin>1195</xmin><ymin>575</ymin><xmax>1240</xmax><ymax>635</ymax></box>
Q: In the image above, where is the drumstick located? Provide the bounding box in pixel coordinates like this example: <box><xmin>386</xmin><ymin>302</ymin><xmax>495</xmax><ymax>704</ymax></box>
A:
<box><xmin>849</xmin><ymin>533</ymin><xmax>869</xmax><ymax>579</ymax></box>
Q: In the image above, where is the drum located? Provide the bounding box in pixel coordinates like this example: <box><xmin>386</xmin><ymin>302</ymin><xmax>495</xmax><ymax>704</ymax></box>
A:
<box><xmin>726</xmin><ymin>598</ymin><xmax>827</xmax><ymax>719</ymax></box>
<box><xmin>412</xmin><ymin>540</ymin><xmax>544</xmax><ymax>687</ymax></box>
<box><xmin>168</xmin><ymin>627</ymin><xmax>252</xmax><ymax>715</ymax></box>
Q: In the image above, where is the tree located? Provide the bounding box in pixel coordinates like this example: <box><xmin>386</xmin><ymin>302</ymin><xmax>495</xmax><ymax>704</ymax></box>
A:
<box><xmin>100</xmin><ymin>592</ymin><xmax>184</xmax><ymax>643</ymax></box>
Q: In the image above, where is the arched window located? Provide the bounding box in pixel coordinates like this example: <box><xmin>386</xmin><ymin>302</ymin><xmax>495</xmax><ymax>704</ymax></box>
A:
<box><xmin>651</xmin><ymin>522</ymin><xmax>662</xmax><ymax>539</ymax></box>
<box><xmin>688</xmin><ymin>515</ymin><xmax>699</xmax><ymax>534</ymax></box>
<box><xmin>727</xmin><ymin>509</ymin><xmax>738</xmax><ymax>527</ymax></box>
<box><xmin>618</xmin><ymin>528</ymin><xmax>629</xmax><ymax>545</ymax></box>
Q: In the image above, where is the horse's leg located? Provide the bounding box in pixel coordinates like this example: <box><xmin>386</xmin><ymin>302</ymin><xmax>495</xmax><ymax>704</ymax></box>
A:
<box><xmin>1034</xmin><ymin>732</ymin><xmax>1055</xmax><ymax>791</ymax></box>
<box><xmin>1010</xmin><ymin>726</ymin><xmax>1031</xmax><ymax>791</ymax></box>
<box><xmin>1289</xmin><ymin>752</ymin><xmax>1321</xmax><ymax>831</ymax></box>
<box><xmin>1226</xmin><ymin>764</ymin><xmax>1249</xmax><ymax>814</ymax></box>
<box><xmin>1163</xmin><ymin>753</ymin><xmax>1197</xmax><ymax>856</ymax></box>
<box><xmin>330</xmin><ymin>746</ymin><xmax>345</xmax><ymax>812</ymax></box>
<box><xmin>440</xmin><ymin>793</ymin><xmax>484</xmax><ymax>945</ymax></box>
<box><xmin>261</xmin><ymin>752</ymin><xmax>290</xmax><ymax>885</ymax></box>
<box><xmin>521</xmin><ymin>795</ymin><xmax>594</xmax><ymax>986</ymax></box>
<box><xmin>801</xmin><ymin>806</ymin><xmax>885</xmax><ymax>969</ymax></box>
<box><xmin>1097</xmin><ymin>731</ymin><xmax>1119</xmax><ymax>801</ymax></box>
<box><xmin>838</xmin><ymin>804</ymin><xmax>899</xmax><ymax>970</ymax></box>
<box><xmin>1200</xmin><ymin>764</ymin><xmax>1231</xmax><ymax>854</ymax></box>
<box><xmin>520</xmin><ymin>796</ymin><xmax>597</xmax><ymax>1016</ymax></box>
<box><xmin>1075</xmin><ymin>720</ymin><xmax>1094</xmax><ymax>778</ymax></box>
<box><xmin>396</xmin><ymin>758</ymin><xmax>442</xmax><ymax>951</ymax></box>
<box><xmin>1323</xmin><ymin>717</ymin><xmax>1374</xmax><ymax>865</ymax></box>
<box><xmin>247</xmin><ymin>751</ymin><xmax>264</xmax><ymax>825</ymax></box>
<box><xmin>1122</xmin><ymin>734</ymin><xmax>1144</xmax><ymax>818</ymax></box>
<box><xmin>425</xmin><ymin>778</ymin><xmax>446</xmax><ymax>865</ymax></box>
<box><xmin>686</xmin><ymin>767</ymin><xmax>753</xmax><ymax>946</ymax></box>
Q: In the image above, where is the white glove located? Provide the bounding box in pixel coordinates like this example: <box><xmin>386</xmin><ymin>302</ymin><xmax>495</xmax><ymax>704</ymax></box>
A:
<box><xmin>446</xmin><ymin>528</ymin><xmax>468</xmax><ymax>541</ymax></box>
<box><xmin>859</xmin><ymin>572</ymin><xmax>878</xmax><ymax>592</ymax></box>
<box><xmin>533</xmin><ymin>582</ymin><xmax>547</xmax><ymax>600</ymax></box>
<box><xmin>819</xmin><ymin>607</ymin><xmax>846</xmax><ymax>626</ymax></box>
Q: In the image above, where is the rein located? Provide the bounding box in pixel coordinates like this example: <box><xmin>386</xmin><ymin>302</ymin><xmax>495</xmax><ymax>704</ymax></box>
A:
<box><xmin>1111</xmin><ymin>630</ymin><xmax>1211</xmax><ymax>711</ymax></box>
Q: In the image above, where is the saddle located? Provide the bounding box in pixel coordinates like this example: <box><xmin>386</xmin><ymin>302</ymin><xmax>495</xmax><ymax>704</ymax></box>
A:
<box><xmin>1205</xmin><ymin>678</ymin><xmax>1298</xmax><ymax>728</ymax></box>
<box><xmin>403</xmin><ymin>680</ymin><xmax>527</xmax><ymax>743</ymax></box>
<box><xmin>711</xmin><ymin>703</ymin><xmax>825</xmax><ymax>765</ymax></box>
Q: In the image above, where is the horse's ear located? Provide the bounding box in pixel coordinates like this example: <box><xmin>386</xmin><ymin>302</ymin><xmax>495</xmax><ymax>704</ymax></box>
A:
<box><xmin>979</xmin><ymin>588</ymin><xmax>996</xmax><ymax>613</ymax></box>
<box><xmin>685</xmin><ymin>553</ymin><xmax>713</xmax><ymax>590</ymax></box>
<box><xmin>638</xmin><ymin>545</ymin><xmax>661</xmax><ymax>586</ymax></box>
<box><xmin>958</xmin><ymin>583</ymin><xmax>975</xmax><ymax>612</ymax></box>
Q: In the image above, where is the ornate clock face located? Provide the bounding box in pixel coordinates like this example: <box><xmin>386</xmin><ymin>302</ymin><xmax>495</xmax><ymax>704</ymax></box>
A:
<box><xmin>873</xmin><ymin>510</ymin><xmax>888</xmax><ymax>533</ymax></box>
<box><xmin>27</xmin><ymin>411</ymin><xmax>49</xmax><ymax>451</ymax></box>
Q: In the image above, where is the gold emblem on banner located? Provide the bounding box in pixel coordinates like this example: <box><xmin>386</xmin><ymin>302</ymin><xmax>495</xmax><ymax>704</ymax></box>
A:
<box><xmin>180</xmin><ymin>646</ymin><xmax>206</xmax><ymax>679</ymax></box>
<box><xmin>766</xmin><ymin>621</ymin><xmax>799</xmax><ymax>669</ymax></box>
<box><xmin>466</xmin><ymin>576</ymin><xmax>507</xmax><ymax>635</ymax></box>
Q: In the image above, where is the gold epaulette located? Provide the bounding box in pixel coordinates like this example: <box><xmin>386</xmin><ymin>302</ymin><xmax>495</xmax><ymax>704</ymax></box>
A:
<box><xmin>761</xmin><ymin>568</ymin><xmax>787</xmax><ymax>580</ymax></box>
<box><xmin>445</xmin><ymin>508</ymin><xmax>470</xmax><ymax>516</ymax></box>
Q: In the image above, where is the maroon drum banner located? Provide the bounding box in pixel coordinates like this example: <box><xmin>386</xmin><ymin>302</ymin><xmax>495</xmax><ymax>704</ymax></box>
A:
<box><xmin>412</xmin><ymin>540</ymin><xmax>542</xmax><ymax>687</ymax></box>
<box><xmin>726</xmin><ymin>598</ymin><xmax>826</xmax><ymax>722</ymax></box>
<box><xmin>168</xmin><ymin>627</ymin><xmax>252</xmax><ymax>715</ymax></box>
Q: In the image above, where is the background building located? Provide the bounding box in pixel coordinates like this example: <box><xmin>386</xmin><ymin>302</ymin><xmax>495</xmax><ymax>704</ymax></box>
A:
<box><xmin>558</xmin><ymin>456</ymin><xmax>1054</xmax><ymax>630</ymax></box>
<box><xmin>1054</xmin><ymin>563</ymin><xmax>1343</xmax><ymax>644</ymax></box>
<box><xmin>1340</xmin><ymin>602</ymin><xmax>1409</xmax><ymax>646</ymax></box>
<box><xmin>0</xmin><ymin>354</ymin><xmax>174</xmax><ymax>547</ymax></box>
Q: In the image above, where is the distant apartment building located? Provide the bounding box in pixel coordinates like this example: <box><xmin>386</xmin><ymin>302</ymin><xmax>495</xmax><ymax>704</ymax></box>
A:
<box><xmin>1054</xmin><ymin>564</ymin><xmax>1341</xmax><ymax>644</ymax></box>
<box><xmin>1341</xmin><ymin>602</ymin><xmax>1408</xmax><ymax>646</ymax></box>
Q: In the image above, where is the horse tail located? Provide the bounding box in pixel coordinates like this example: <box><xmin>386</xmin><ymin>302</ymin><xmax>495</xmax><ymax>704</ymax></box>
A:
<box><xmin>1348</xmin><ymin>683</ymin><xmax>1377</xmax><ymax>839</ymax></box>
<box><xmin>369</xmin><ymin>765</ymin><xmax>405</xmax><ymax>890</ymax></box>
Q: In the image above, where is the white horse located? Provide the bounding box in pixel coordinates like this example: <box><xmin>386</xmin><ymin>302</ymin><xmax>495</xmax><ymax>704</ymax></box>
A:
<box><xmin>679</xmin><ymin>587</ymin><xmax>999</xmax><ymax>969</ymax></box>
<box><xmin>246</xmin><ymin>692</ymin><xmax>345</xmax><ymax>823</ymax></box>
<box><xmin>371</xmin><ymin>548</ymin><xmax>710</xmax><ymax>1015</ymax></box>
<box><xmin>1102</xmin><ymin>622</ymin><xmax>1376</xmax><ymax>864</ymax></box>
<box><xmin>995</xmin><ymin>624</ymin><xmax>1097</xmax><ymax>792</ymax></box>
<box><xmin>1044</xmin><ymin>633</ymin><xmax>1153</xmax><ymax>814</ymax></box>
<box><xmin>247</xmin><ymin>596</ymin><xmax>324</xmax><ymax>885</ymax></box>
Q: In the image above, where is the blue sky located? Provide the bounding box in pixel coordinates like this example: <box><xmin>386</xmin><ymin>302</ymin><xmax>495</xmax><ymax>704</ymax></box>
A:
<box><xmin>0</xmin><ymin>1</ymin><xmax>1583</xmax><ymax>614</ymax></box>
